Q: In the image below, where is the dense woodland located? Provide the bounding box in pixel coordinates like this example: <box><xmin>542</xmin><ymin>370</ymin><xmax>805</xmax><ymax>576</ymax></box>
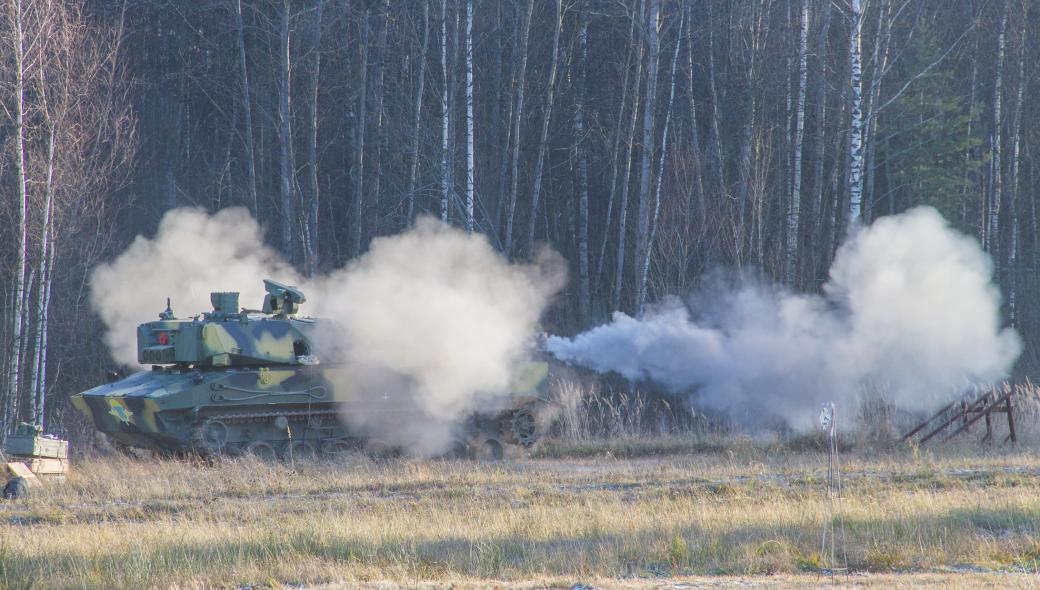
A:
<box><xmin>0</xmin><ymin>0</ymin><xmax>1036</xmax><ymax>436</ymax></box>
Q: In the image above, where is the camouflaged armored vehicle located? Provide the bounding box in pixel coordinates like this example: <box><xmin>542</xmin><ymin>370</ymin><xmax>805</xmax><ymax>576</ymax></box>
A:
<box><xmin>72</xmin><ymin>280</ymin><xmax>548</xmax><ymax>460</ymax></box>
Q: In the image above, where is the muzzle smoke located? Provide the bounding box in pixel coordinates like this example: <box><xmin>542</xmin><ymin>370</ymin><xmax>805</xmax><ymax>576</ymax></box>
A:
<box><xmin>90</xmin><ymin>208</ymin><xmax>565</xmax><ymax>453</ymax></box>
<box><xmin>547</xmin><ymin>207</ymin><xmax>1022</xmax><ymax>428</ymax></box>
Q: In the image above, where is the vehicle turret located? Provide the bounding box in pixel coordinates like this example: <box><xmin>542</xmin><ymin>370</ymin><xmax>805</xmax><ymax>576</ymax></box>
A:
<box><xmin>137</xmin><ymin>280</ymin><xmax>315</xmax><ymax>367</ymax></box>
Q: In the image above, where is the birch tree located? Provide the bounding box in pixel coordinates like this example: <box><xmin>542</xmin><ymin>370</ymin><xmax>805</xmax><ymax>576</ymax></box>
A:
<box><xmin>846</xmin><ymin>0</ymin><xmax>865</xmax><ymax>225</ymax></box>
<box><xmin>302</xmin><ymin>0</ymin><xmax>324</xmax><ymax>276</ymax></box>
<box><xmin>4</xmin><ymin>0</ymin><xmax>29</xmax><ymax>438</ymax></box>
<box><xmin>987</xmin><ymin>1</ymin><xmax>1008</xmax><ymax>254</ymax></box>
<box><xmin>503</xmin><ymin>0</ymin><xmax>534</xmax><ymax>254</ymax></box>
<box><xmin>785</xmin><ymin>0</ymin><xmax>809</xmax><ymax>286</ymax></box>
<box><xmin>632</xmin><ymin>0</ymin><xmax>661</xmax><ymax>315</ymax></box>
<box><xmin>524</xmin><ymin>0</ymin><xmax>564</xmax><ymax>255</ymax></box>
<box><xmin>573</xmin><ymin>3</ymin><xmax>590</xmax><ymax>325</ymax></box>
<box><xmin>636</xmin><ymin>8</ymin><xmax>684</xmax><ymax>316</ymax></box>
<box><xmin>439</xmin><ymin>0</ymin><xmax>451</xmax><ymax>222</ymax></box>
<box><xmin>612</xmin><ymin>5</ymin><xmax>646</xmax><ymax>312</ymax></box>
<box><xmin>277</xmin><ymin>0</ymin><xmax>296</xmax><ymax>260</ymax></box>
<box><xmin>233</xmin><ymin>0</ymin><xmax>258</xmax><ymax>216</ymax></box>
<box><xmin>406</xmin><ymin>1</ymin><xmax>430</xmax><ymax>225</ymax></box>
<box><xmin>595</xmin><ymin>9</ymin><xmax>639</xmax><ymax>290</ymax></box>
<box><xmin>354</xmin><ymin>8</ymin><xmax>370</xmax><ymax>252</ymax></box>
<box><xmin>464</xmin><ymin>0</ymin><xmax>475</xmax><ymax>232</ymax></box>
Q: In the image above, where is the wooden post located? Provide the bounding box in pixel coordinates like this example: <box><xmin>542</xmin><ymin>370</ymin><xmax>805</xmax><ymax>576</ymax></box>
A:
<box><xmin>984</xmin><ymin>408</ymin><xmax>993</xmax><ymax>443</ymax></box>
<box><xmin>1006</xmin><ymin>395</ymin><xmax>1016</xmax><ymax>443</ymax></box>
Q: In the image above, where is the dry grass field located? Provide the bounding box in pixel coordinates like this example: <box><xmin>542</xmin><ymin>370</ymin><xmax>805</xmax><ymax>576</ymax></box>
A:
<box><xmin>1</xmin><ymin>442</ymin><xmax>1040</xmax><ymax>589</ymax></box>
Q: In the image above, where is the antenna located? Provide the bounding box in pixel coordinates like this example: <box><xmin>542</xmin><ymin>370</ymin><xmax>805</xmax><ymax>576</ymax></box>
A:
<box><xmin>818</xmin><ymin>401</ymin><xmax>848</xmax><ymax>583</ymax></box>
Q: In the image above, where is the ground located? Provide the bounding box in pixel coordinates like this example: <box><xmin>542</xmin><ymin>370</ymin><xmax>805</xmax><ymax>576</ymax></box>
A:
<box><xmin>1</xmin><ymin>441</ymin><xmax>1039</xmax><ymax>588</ymax></box>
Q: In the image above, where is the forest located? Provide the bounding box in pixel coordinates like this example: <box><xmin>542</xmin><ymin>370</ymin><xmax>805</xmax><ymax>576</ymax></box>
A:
<box><xmin>0</xmin><ymin>0</ymin><xmax>1035</xmax><ymax>438</ymax></box>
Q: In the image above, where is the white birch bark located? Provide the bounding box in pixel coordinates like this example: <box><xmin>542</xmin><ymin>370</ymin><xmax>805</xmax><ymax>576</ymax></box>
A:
<box><xmin>31</xmin><ymin>129</ymin><xmax>55</xmax><ymax>429</ymax></box>
<box><xmin>785</xmin><ymin>0</ymin><xmax>808</xmax><ymax>286</ymax></box>
<box><xmin>440</xmin><ymin>0</ymin><xmax>451</xmax><ymax>222</ymax></box>
<box><xmin>5</xmin><ymin>0</ymin><xmax>29</xmax><ymax>437</ymax></box>
<box><xmin>464</xmin><ymin>0</ymin><xmax>475</xmax><ymax>232</ymax></box>
<box><xmin>846</xmin><ymin>0</ymin><xmax>865</xmax><ymax>225</ymax></box>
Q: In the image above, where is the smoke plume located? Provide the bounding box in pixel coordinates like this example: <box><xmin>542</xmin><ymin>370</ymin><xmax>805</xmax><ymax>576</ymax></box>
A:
<box><xmin>90</xmin><ymin>208</ymin><xmax>299</xmax><ymax>366</ymax></box>
<box><xmin>547</xmin><ymin>207</ymin><xmax>1022</xmax><ymax>428</ymax></box>
<box><xmin>90</xmin><ymin>208</ymin><xmax>564</xmax><ymax>453</ymax></box>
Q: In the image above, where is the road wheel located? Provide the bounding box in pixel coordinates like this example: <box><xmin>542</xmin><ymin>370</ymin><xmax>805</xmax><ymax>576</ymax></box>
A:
<box><xmin>510</xmin><ymin>407</ymin><xmax>538</xmax><ymax>447</ymax></box>
<box><xmin>476</xmin><ymin>438</ymin><xmax>504</xmax><ymax>461</ymax></box>
<box><xmin>284</xmin><ymin>440</ymin><xmax>318</xmax><ymax>462</ymax></box>
<box><xmin>192</xmin><ymin>419</ymin><xmax>229</xmax><ymax>456</ymax></box>
<box><xmin>321</xmin><ymin>439</ymin><xmax>356</xmax><ymax>461</ymax></box>
<box><xmin>244</xmin><ymin>441</ymin><xmax>277</xmax><ymax>462</ymax></box>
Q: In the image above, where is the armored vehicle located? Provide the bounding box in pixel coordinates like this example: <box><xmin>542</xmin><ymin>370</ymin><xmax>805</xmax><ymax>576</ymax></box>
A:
<box><xmin>72</xmin><ymin>280</ymin><xmax>548</xmax><ymax>460</ymax></box>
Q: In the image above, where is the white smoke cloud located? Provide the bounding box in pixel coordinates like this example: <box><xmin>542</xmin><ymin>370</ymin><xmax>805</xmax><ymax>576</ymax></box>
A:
<box><xmin>90</xmin><ymin>208</ymin><xmax>299</xmax><ymax>366</ymax></box>
<box><xmin>89</xmin><ymin>208</ymin><xmax>565</xmax><ymax>453</ymax></box>
<box><xmin>547</xmin><ymin>207</ymin><xmax>1022</xmax><ymax>428</ymax></box>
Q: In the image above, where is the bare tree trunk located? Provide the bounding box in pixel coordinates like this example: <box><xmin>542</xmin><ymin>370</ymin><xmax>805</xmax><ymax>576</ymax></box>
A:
<box><xmin>303</xmin><ymin>0</ymin><xmax>324</xmax><ymax>276</ymax></box>
<box><xmin>31</xmin><ymin>127</ymin><xmax>55</xmax><ymax>429</ymax></box>
<box><xmin>439</xmin><ymin>0</ymin><xmax>451</xmax><ymax>222</ymax></box>
<box><xmin>1008</xmin><ymin>5</ymin><xmax>1025</xmax><ymax>324</ymax></box>
<box><xmin>785</xmin><ymin>0</ymin><xmax>808</xmax><ymax>286</ymax></box>
<box><xmin>637</xmin><ymin>9</ymin><xmax>683</xmax><ymax>316</ymax></box>
<box><xmin>464</xmin><ymin>0</ymin><xmax>475</xmax><ymax>232</ymax></box>
<box><xmin>573</xmin><ymin>2</ymin><xmax>591</xmax><ymax>326</ymax></box>
<box><xmin>369</xmin><ymin>0</ymin><xmax>390</xmax><ymax>238</ymax></box>
<box><xmin>278</xmin><ymin>0</ymin><xmax>296</xmax><ymax>260</ymax></box>
<box><xmin>684</xmin><ymin>2</ymin><xmax>705</xmax><ymax>233</ymax></box>
<box><xmin>734</xmin><ymin>0</ymin><xmax>765</xmax><ymax>263</ymax></box>
<box><xmin>354</xmin><ymin>9</ymin><xmax>370</xmax><ymax>253</ymax></box>
<box><xmin>988</xmin><ymin>1</ymin><xmax>1008</xmax><ymax>255</ymax></box>
<box><xmin>524</xmin><ymin>0</ymin><xmax>563</xmax><ymax>255</ymax></box>
<box><xmin>612</xmin><ymin>7</ymin><xmax>646</xmax><ymax>312</ymax></box>
<box><xmin>234</xmin><ymin>0</ymin><xmax>259</xmax><ymax>215</ymax></box>
<box><xmin>503</xmin><ymin>0</ymin><xmax>533</xmax><ymax>253</ymax></box>
<box><xmin>595</xmin><ymin>9</ymin><xmax>639</xmax><ymax>290</ymax></box>
<box><xmin>809</xmin><ymin>0</ymin><xmax>832</xmax><ymax>285</ymax></box>
<box><xmin>706</xmin><ymin>2</ymin><xmax>725</xmax><ymax>199</ymax></box>
<box><xmin>861</xmin><ymin>0</ymin><xmax>891</xmax><ymax>222</ymax></box>
<box><xmin>5</xmin><ymin>0</ymin><xmax>29</xmax><ymax>438</ymax></box>
<box><xmin>633</xmin><ymin>0</ymin><xmax>661</xmax><ymax>315</ymax></box>
<box><xmin>406</xmin><ymin>0</ymin><xmax>430</xmax><ymax>225</ymax></box>
<box><xmin>846</xmin><ymin>0</ymin><xmax>865</xmax><ymax>225</ymax></box>
<box><xmin>963</xmin><ymin>22</ymin><xmax>979</xmax><ymax>233</ymax></box>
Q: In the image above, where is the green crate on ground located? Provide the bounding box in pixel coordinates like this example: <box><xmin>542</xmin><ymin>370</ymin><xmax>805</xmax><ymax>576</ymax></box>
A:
<box><xmin>4</xmin><ymin>423</ymin><xmax>68</xmax><ymax>459</ymax></box>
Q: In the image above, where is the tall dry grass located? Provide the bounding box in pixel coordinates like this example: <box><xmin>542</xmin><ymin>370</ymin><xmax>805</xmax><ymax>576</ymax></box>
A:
<box><xmin>547</xmin><ymin>378</ymin><xmax>1040</xmax><ymax>453</ymax></box>
<box><xmin>1</xmin><ymin>449</ymin><xmax>1040</xmax><ymax>588</ymax></box>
